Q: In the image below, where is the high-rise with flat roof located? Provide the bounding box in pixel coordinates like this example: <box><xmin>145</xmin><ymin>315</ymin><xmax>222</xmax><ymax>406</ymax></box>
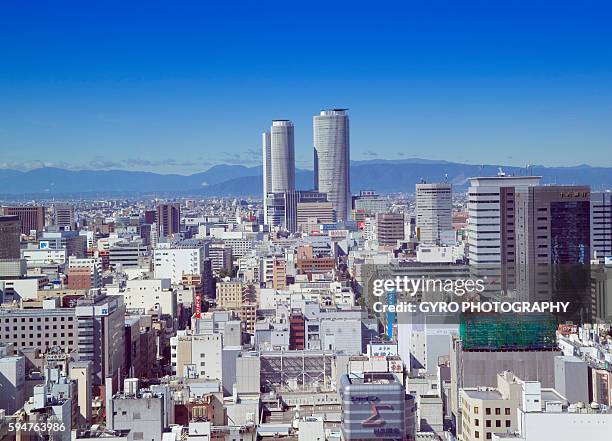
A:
<box><xmin>467</xmin><ymin>175</ymin><xmax>541</xmax><ymax>296</ymax></box>
<box><xmin>416</xmin><ymin>182</ymin><xmax>453</xmax><ymax>245</ymax></box>
<box><xmin>157</xmin><ymin>202</ymin><xmax>180</xmax><ymax>237</ymax></box>
<box><xmin>314</xmin><ymin>109</ymin><xmax>351</xmax><ymax>221</ymax></box>
<box><xmin>514</xmin><ymin>185</ymin><xmax>590</xmax><ymax>310</ymax></box>
<box><xmin>262</xmin><ymin>131</ymin><xmax>272</xmax><ymax>224</ymax></box>
<box><xmin>54</xmin><ymin>204</ymin><xmax>75</xmax><ymax>230</ymax></box>
<box><xmin>591</xmin><ymin>191</ymin><xmax>612</xmax><ymax>259</ymax></box>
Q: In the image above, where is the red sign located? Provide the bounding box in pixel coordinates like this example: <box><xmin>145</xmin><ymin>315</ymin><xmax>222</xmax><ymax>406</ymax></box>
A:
<box><xmin>195</xmin><ymin>294</ymin><xmax>201</xmax><ymax>319</ymax></box>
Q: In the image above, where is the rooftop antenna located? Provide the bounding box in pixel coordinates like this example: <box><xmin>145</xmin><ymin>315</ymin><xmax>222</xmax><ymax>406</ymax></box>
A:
<box><xmin>497</xmin><ymin>167</ymin><xmax>506</xmax><ymax>177</ymax></box>
<box><xmin>443</xmin><ymin>173</ymin><xmax>448</xmax><ymax>183</ymax></box>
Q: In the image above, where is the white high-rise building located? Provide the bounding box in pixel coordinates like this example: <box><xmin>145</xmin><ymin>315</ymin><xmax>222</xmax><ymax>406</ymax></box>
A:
<box><xmin>313</xmin><ymin>109</ymin><xmax>350</xmax><ymax>221</ymax></box>
<box><xmin>153</xmin><ymin>242</ymin><xmax>209</xmax><ymax>284</ymax></box>
<box><xmin>270</xmin><ymin>120</ymin><xmax>295</xmax><ymax>193</ymax></box>
<box><xmin>416</xmin><ymin>182</ymin><xmax>453</xmax><ymax>245</ymax></box>
<box><xmin>467</xmin><ymin>175</ymin><xmax>541</xmax><ymax>295</ymax></box>
<box><xmin>262</xmin><ymin>131</ymin><xmax>272</xmax><ymax>224</ymax></box>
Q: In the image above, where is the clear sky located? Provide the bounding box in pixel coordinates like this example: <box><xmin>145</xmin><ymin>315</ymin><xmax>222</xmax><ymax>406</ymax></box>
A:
<box><xmin>1</xmin><ymin>0</ymin><xmax>611</xmax><ymax>174</ymax></box>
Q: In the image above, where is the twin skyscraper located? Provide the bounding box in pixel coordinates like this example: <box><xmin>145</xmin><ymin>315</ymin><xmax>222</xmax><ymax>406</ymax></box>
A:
<box><xmin>262</xmin><ymin>109</ymin><xmax>351</xmax><ymax>228</ymax></box>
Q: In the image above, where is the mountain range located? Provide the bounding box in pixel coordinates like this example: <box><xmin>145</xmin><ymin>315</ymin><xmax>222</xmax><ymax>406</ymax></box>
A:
<box><xmin>0</xmin><ymin>159</ymin><xmax>611</xmax><ymax>198</ymax></box>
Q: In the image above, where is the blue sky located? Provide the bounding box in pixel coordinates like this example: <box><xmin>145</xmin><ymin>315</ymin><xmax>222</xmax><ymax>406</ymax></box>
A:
<box><xmin>1</xmin><ymin>0</ymin><xmax>611</xmax><ymax>174</ymax></box>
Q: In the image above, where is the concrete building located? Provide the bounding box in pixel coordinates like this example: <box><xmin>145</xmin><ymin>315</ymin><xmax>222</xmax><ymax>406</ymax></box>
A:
<box><xmin>450</xmin><ymin>337</ymin><xmax>560</xmax><ymax>433</ymax></box>
<box><xmin>109</xmin><ymin>389</ymin><xmax>165</xmax><ymax>441</ymax></box>
<box><xmin>120</xmin><ymin>278</ymin><xmax>177</xmax><ymax>316</ymax></box>
<box><xmin>314</xmin><ymin>109</ymin><xmax>351</xmax><ymax>221</ymax></box>
<box><xmin>216</xmin><ymin>281</ymin><xmax>245</xmax><ymax>309</ymax></box>
<box><xmin>41</xmin><ymin>230</ymin><xmax>87</xmax><ymax>258</ymax></box>
<box><xmin>0</xmin><ymin>300</ymin><xmax>78</xmax><ymax>352</ymax></box>
<box><xmin>265</xmin><ymin>190</ymin><xmax>329</xmax><ymax>233</ymax></box>
<box><xmin>67</xmin><ymin>256</ymin><xmax>102</xmax><ymax>289</ymax></box>
<box><xmin>272</xmin><ymin>258</ymin><xmax>287</xmax><ymax>289</ymax></box>
<box><xmin>208</xmin><ymin>244</ymin><xmax>233</xmax><ymax>275</ymax></box>
<box><xmin>297</xmin><ymin>200</ymin><xmax>335</xmax><ymax>233</ymax></box>
<box><xmin>74</xmin><ymin>292</ymin><xmax>126</xmax><ymax>387</ymax></box>
<box><xmin>591</xmin><ymin>191</ymin><xmax>612</xmax><ymax>259</ymax></box>
<box><xmin>0</xmin><ymin>344</ymin><xmax>26</xmax><ymax>414</ymax></box>
<box><xmin>69</xmin><ymin>360</ymin><xmax>93</xmax><ymax>426</ymax></box>
<box><xmin>54</xmin><ymin>204</ymin><xmax>75</xmax><ymax>230</ymax></box>
<box><xmin>460</xmin><ymin>371</ymin><xmax>522</xmax><ymax>441</ymax></box>
<box><xmin>108</xmin><ymin>242</ymin><xmax>148</xmax><ymax>269</ymax></box>
<box><xmin>353</xmin><ymin>191</ymin><xmax>389</xmax><ymax>215</ymax></box>
<box><xmin>153</xmin><ymin>242</ymin><xmax>208</xmax><ymax>284</ymax></box>
<box><xmin>416</xmin><ymin>183</ymin><xmax>453</xmax><ymax>245</ymax></box>
<box><xmin>22</xmin><ymin>244</ymin><xmax>67</xmax><ymax>267</ymax></box>
<box><xmin>553</xmin><ymin>355</ymin><xmax>589</xmax><ymax>404</ymax></box>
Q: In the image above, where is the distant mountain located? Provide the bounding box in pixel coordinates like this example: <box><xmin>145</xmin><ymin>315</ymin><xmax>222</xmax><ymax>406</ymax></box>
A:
<box><xmin>1</xmin><ymin>160</ymin><xmax>611</xmax><ymax>198</ymax></box>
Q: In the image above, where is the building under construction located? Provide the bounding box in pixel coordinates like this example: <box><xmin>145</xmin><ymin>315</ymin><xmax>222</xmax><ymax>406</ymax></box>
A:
<box><xmin>459</xmin><ymin>313</ymin><xmax>558</xmax><ymax>351</ymax></box>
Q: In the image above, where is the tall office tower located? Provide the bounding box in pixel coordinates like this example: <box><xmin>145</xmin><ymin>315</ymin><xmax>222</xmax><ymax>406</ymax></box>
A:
<box><xmin>270</xmin><ymin>120</ymin><xmax>295</xmax><ymax>193</ymax></box>
<box><xmin>467</xmin><ymin>175</ymin><xmax>541</xmax><ymax>296</ymax></box>
<box><xmin>262</xmin><ymin>131</ymin><xmax>272</xmax><ymax>224</ymax></box>
<box><xmin>3</xmin><ymin>206</ymin><xmax>45</xmax><ymax>235</ymax></box>
<box><xmin>157</xmin><ymin>202</ymin><xmax>181</xmax><ymax>237</ymax></box>
<box><xmin>416</xmin><ymin>182</ymin><xmax>453</xmax><ymax>245</ymax></box>
<box><xmin>0</xmin><ymin>216</ymin><xmax>21</xmax><ymax>260</ymax></box>
<box><xmin>313</xmin><ymin>109</ymin><xmax>351</xmax><ymax>221</ymax></box>
<box><xmin>591</xmin><ymin>191</ymin><xmax>612</xmax><ymax>259</ymax></box>
<box><xmin>54</xmin><ymin>204</ymin><xmax>75</xmax><ymax>230</ymax></box>
<box><xmin>75</xmin><ymin>293</ymin><xmax>126</xmax><ymax>387</ymax></box>
<box><xmin>514</xmin><ymin>186</ymin><xmax>590</xmax><ymax>311</ymax></box>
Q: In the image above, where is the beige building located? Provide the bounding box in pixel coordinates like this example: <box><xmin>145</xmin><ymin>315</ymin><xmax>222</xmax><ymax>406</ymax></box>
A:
<box><xmin>460</xmin><ymin>372</ymin><xmax>521</xmax><ymax>441</ymax></box>
<box><xmin>271</xmin><ymin>259</ymin><xmax>287</xmax><ymax>289</ymax></box>
<box><xmin>297</xmin><ymin>202</ymin><xmax>334</xmax><ymax>233</ymax></box>
<box><xmin>216</xmin><ymin>281</ymin><xmax>245</xmax><ymax>309</ymax></box>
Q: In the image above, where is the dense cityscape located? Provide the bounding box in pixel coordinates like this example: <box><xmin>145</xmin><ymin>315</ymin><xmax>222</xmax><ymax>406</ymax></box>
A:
<box><xmin>0</xmin><ymin>107</ymin><xmax>611</xmax><ymax>441</ymax></box>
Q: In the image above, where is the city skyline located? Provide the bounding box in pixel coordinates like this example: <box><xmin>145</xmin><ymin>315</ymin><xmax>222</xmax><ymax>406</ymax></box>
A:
<box><xmin>1</xmin><ymin>1</ymin><xmax>612</xmax><ymax>173</ymax></box>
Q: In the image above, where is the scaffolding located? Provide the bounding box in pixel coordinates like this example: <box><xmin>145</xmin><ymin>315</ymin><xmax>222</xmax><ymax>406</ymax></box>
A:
<box><xmin>459</xmin><ymin>313</ymin><xmax>557</xmax><ymax>351</ymax></box>
<box><xmin>259</xmin><ymin>350</ymin><xmax>335</xmax><ymax>392</ymax></box>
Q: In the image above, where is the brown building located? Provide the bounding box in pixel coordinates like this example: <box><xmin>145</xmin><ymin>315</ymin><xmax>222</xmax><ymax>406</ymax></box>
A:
<box><xmin>157</xmin><ymin>203</ymin><xmax>181</xmax><ymax>237</ymax></box>
<box><xmin>0</xmin><ymin>215</ymin><xmax>21</xmax><ymax>260</ymax></box>
<box><xmin>239</xmin><ymin>302</ymin><xmax>257</xmax><ymax>334</ymax></box>
<box><xmin>3</xmin><ymin>206</ymin><xmax>45</xmax><ymax>235</ymax></box>
<box><xmin>67</xmin><ymin>267</ymin><xmax>94</xmax><ymax>290</ymax></box>
<box><xmin>295</xmin><ymin>245</ymin><xmax>335</xmax><ymax>280</ymax></box>
<box><xmin>289</xmin><ymin>309</ymin><xmax>305</xmax><ymax>350</ymax></box>
<box><xmin>514</xmin><ymin>185</ymin><xmax>591</xmax><ymax>305</ymax></box>
<box><xmin>376</xmin><ymin>212</ymin><xmax>405</xmax><ymax>247</ymax></box>
<box><xmin>144</xmin><ymin>209</ymin><xmax>157</xmax><ymax>225</ymax></box>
